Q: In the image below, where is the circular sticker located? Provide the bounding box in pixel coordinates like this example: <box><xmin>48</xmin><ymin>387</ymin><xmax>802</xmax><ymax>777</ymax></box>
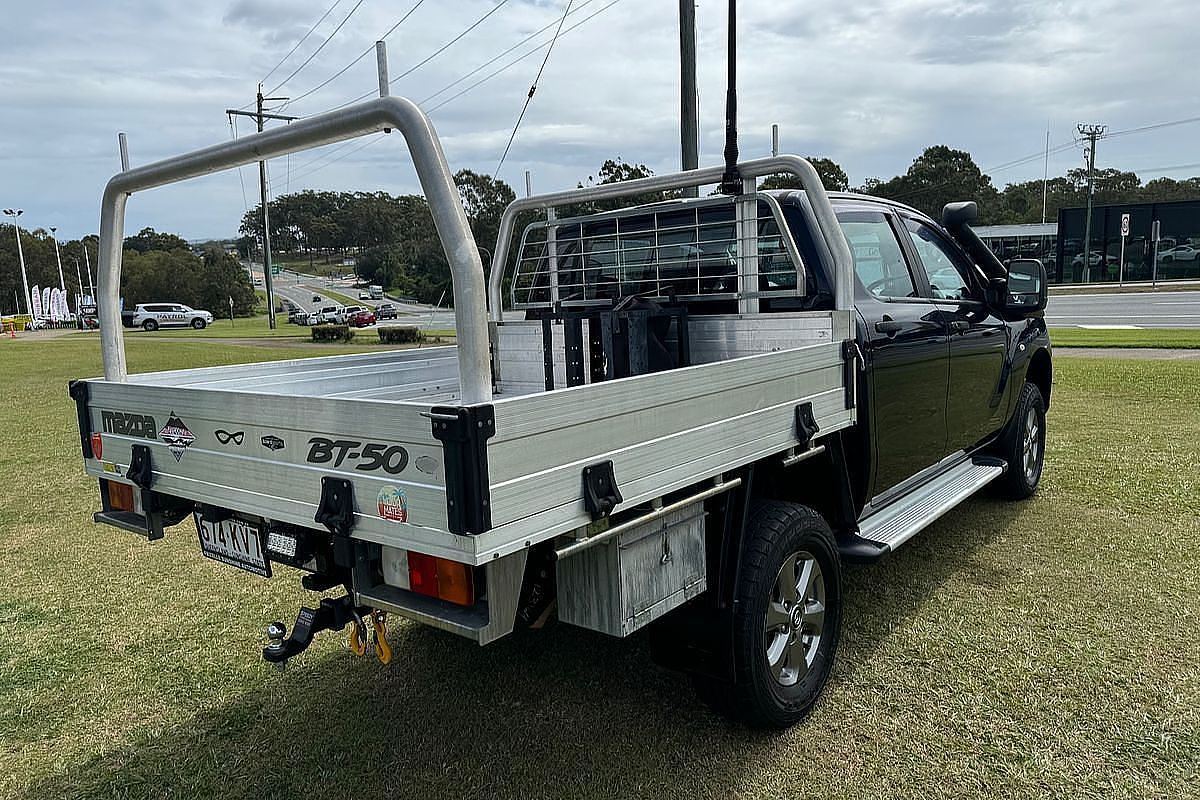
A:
<box><xmin>377</xmin><ymin>486</ymin><xmax>408</xmax><ymax>522</ymax></box>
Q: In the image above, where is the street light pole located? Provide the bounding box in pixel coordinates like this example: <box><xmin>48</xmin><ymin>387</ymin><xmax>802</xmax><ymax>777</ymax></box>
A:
<box><xmin>49</xmin><ymin>226</ymin><xmax>67</xmax><ymax>292</ymax></box>
<box><xmin>3</xmin><ymin>208</ymin><xmax>31</xmax><ymax>316</ymax></box>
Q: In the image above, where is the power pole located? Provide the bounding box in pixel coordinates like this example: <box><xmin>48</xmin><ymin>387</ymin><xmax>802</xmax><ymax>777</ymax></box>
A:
<box><xmin>227</xmin><ymin>85</ymin><xmax>296</xmax><ymax>328</ymax></box>
<box><xmin>1076</xmin><ymin>123</ymin><xmax>1105</xmax><ymax>283</ymax></box>
<box><xmin>679</xmin><ymin>0</ymin><xmax>698</xmax><ymax>197</ymax></box>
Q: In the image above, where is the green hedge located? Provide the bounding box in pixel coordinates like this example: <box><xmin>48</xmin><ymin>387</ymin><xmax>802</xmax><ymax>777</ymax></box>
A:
<box><xmin>311</xmin><ymin>324</ymin><xmax>354</xmax><ymax>343</ymax></box>
<box><xmin>377</xmin><ymin>326</ymin><xmax>424</xmax><ymax>344</ymax></box>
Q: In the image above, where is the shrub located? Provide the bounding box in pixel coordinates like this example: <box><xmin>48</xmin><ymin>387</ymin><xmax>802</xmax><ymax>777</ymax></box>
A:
<box><xmin>311</xmin><ymin>324</ymin><xmax>354</xmax><ymax>343</ymax></box>
<box><xmin>377</xmin><ymin>326</ymin><xmax>424</xmax><ymax>344</ymax></box>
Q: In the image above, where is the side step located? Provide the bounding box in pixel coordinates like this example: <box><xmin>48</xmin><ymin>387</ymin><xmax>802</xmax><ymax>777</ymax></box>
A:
<box><xmin>839</xmin><ymin>457</ymin><xmax>1006</xmax><ymax>562</ymax></box>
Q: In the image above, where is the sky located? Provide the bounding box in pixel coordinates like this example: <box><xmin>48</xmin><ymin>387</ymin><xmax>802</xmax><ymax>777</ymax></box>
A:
<box><xmin>1</xmin><ymin>0</ymin><xmax>1197</xmax><ymax>241</ymax></box>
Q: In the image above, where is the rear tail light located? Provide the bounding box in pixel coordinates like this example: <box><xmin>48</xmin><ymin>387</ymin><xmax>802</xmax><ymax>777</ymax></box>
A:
<box><xmin>107</xmin><ymin>480</ymin><xmax>135</xmax><ymax>512</ymax></box>
<box><xmin>90</xmin><ymin>432</ymin><xmax>103</xmax><ymax>459</ymax></box>
<box><xmin>399</xmin><ymin>551</ymin><xmax>475</xmax><ymax>606</ymax></box>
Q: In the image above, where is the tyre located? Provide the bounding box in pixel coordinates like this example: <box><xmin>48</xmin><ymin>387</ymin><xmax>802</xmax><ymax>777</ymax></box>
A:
<box><xmin>724</xmin><ymin>501</ymin><xmax>842</xmax><ymax>728</ymax></box>
<box><xmin>142</xmin><ymin>319</ymin><xmax>158</xmax><ymax>331</ymax></box>
<box><xmin>997</xmin><ymin>382</ymin><xmax>1045</xmax><ymax>500</ymax></box>
<box><xmin>191</xmin><ymin>318</ymin><xmax>207</xmax><ymax>330</ymax></box>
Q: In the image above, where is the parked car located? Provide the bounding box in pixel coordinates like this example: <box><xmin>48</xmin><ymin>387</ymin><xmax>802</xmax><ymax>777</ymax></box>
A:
<box><xmin>1159</xmin><ymin>244</ymin><xmax>1199</xmax><ymax>262</ymax></box>
<box><xmin>308</xmin><ymin>304</ymin><xmax>342</xmax><ymax>325</ymax></box>
<box><xmin>339</xmin><ymin>305</ymin><xmax>368</xmax><ymax>324</ymax></box>
<box><xmin>375</xmin><ymin>303</ymin><xmax>398</xmax><ymax>320</ymax></box>
<box><xmin>287</xmin><ymin>308</ymin><xmax>309</xmax><ymax>325</ymax></box>
<box><xmin>121</xmin><ymin>303</ymin><xmax>214</xmax><ymax>331</ymax></box>
<box><xmin>349</xmin><ymin>309</ymin><xmax>376</xmax><ymax>327</ymax></box>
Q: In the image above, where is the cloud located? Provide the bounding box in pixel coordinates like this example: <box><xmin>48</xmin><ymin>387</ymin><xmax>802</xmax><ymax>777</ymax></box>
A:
<box><xmin>1</xmin><ymin>0</ymin><xmax>1196</xmax><ymax>240</ymax></box>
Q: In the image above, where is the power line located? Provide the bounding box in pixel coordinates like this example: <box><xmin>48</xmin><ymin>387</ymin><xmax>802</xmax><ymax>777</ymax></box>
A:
<box><xmin>289</xmin><ymin>136</ymin><xmax>382</xmax><ymax>183</ymax></box>
<box><xmin>427</xmin><ymin>0</ymin><xmax>623</xmax><ymax>112</ymax></box>
<box><xmin>227</xmin><ymin>115</ymin><xmax>251</xmax><ymax>213</ymax></box>
<box><xmin>287</xmin><ymin>0</ymin><xmax>622</xmax><ymax>186</ymax></box>
<box><xmin>879</xmin><ymin>115</ymin><xmax>1200</xmax><ymax>205</ymax></box>
<box><xmin>889</xmin><ymin>140</ymin><xmax>1078</xmax><ymax>203</ymax></box>
<box><xmin>421</xmin><ymin>0</ymin><xmax>600</xmax><ymax>106</ymax></box>
<box><xmin>325</xmin><ymin>0</ymin><xmax>515</xmax><ymax>114</ymax></box>
<box><xmin>282</xmin><ymin>0</ymin><xmax>428</xmax><ymax>109</ymax></box>
<box><xmin>262</xmin><ymin>0</ymin><xmax>344</xmax><ymax>84</ymax></box>
<box><xmin>1104</xmin><ymin>115</ymin><xmax>1200</xmax><ymax>141</ymax></box>
<box><xmin>266</xmin><ymin>0</ymin><xmax>369</xmax><ymax>96</ymax></box>
<box><xmin>494</xmin><ymin>0</ymin><xmax>574</xmax><ymax>177</ymax></box>
<box><xmin>1124</xmin><ymin>162</ymin><xmax>1200</xmax><ymax>175</ymax></box>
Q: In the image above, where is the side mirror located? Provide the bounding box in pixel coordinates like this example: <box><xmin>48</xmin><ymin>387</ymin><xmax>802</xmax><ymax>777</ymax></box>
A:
<box><xmin>1005</xmin><ymin>258</ymin><xmax>1047</xmax><ymax>316</ymax></box>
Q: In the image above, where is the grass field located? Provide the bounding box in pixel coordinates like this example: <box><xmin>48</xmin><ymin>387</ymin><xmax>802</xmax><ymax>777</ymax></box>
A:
<box><xmin>1049</xmin><ymin>327</ymin><xmax>1200</xmax><ymax>349</ymax></box>
<box><xmin>0</xmin><ymin>337</ymin><xmax>1197</xmax><ymax>799</ymax></box>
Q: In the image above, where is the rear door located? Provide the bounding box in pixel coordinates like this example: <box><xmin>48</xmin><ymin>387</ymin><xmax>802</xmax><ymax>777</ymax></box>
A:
<box><xmin>841</xmin><ymin>209</ymin><xmax>950</xmax><ymax>497</ymax></box>
<box><xmin>900</xmin><ymin>216</ymin><xmax>1009</xmax><ymax>451</ymax></box>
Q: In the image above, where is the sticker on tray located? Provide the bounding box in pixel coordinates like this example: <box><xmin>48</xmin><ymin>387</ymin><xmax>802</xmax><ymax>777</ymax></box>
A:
<box><xmin>158</xmin><ymin>412</ymin><xmax>196</xmax><ymax>462</ymax></box>
<box><xmin>377</xmin><ymin>486</ymin><xmax>408</xmax><ymax>522</ymax></box>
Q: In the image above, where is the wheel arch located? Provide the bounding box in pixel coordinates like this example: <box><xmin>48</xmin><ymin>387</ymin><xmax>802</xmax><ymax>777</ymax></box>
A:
<box><xmin>1026</xmin><ymin>347</ymin><xmax>1052</xmax><ymax>409</ymax></box>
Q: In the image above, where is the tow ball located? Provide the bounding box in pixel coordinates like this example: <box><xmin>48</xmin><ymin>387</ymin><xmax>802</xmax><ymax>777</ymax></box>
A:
<box><xmin>263</xmin><ymin>596</ymin><xmax>392</xmax><ymax>670</ymax></box>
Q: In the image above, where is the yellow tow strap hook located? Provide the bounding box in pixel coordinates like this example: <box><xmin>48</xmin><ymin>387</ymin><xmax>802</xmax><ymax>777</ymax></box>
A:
<box><xmin>371</xmin><ymin>610</ymin><xmax>392</xmax><ymax>665</ymax></box>
<box><xmin>349</xmin><ymin>610</ymin><xmax>369</xmax><ymax>657</ymax></box>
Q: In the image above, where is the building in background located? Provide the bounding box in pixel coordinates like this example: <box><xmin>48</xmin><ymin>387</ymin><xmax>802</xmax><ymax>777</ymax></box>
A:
<box><xmin>976</xmin><ymin>199</ymin><xmax>1200</xmax><ymax>284</ymax></box>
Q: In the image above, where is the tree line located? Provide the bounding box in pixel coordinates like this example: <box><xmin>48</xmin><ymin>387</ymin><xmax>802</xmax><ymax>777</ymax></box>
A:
<box><xmin>0</xmin><ymin>226</ymin><xmax>257</xmax><ymax>316</ymax></box>
<box><xmin>238</xmin><ymin>149</ymin><xmax>1200</xmax><ymax>305</ymax></box>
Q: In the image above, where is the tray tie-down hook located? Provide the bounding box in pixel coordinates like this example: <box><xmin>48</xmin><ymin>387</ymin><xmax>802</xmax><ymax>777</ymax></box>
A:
<box><xmin>263</xmin><ymin>594</ymin><xmax>372</xmax><ymax>671</ymax></box>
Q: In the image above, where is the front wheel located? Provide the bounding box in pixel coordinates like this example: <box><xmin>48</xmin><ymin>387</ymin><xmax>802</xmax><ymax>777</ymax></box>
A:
<box><xmin>724</xmin><ymin>501</ymin><xmax>842</xmax><ymax>728</ymax></box>
<box><xmin>998</xmin><ymin>382</ymin><xmax>1046</xmax><ymax>499</ymax></box>
<box><xmin>191</xmin><ymin>318</ymin><xmax>207</xmax><ymax>330</ymax></box>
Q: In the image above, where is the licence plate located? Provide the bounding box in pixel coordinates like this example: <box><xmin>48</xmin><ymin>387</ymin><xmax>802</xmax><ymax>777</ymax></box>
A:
<box><xmin>195</xmin><ymin>514</ymin><xmax>271</xmax><ymax>577</ymax></box>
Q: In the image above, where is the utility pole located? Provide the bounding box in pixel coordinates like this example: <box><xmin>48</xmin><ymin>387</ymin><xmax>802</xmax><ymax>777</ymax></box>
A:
<box><xmin>227</xmin><ymin>86</ymin><xmax>296</xmax><ymax>328</ymax></box>
<box><xmin>679</xmin><ymin>0</ymin><xmax>698</xmax><ymax>197</ymax></box>
<box><xmin>1077</xmin><ymin>123</ymin><xmax>1105</xmax><ymax>283</ymax></box>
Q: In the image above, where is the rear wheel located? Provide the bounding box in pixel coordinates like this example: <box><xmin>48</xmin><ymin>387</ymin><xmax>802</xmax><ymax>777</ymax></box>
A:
<box><xmin>723</xmin><ymin>501</ymin><xmax>842</xmax><ymax>728</ymax></box>
<box><xmin>142</xmin><ymin>319</ymin><xmax>158</xmax><ymax>331</ymax></box>
<box><xmin>191</xmin><ymin>318</ymin><xmax>206</xmax><ymax>329</ymax></box>
<box><xmin>998</xmin><ymin>382</ymin><xmax>1045</xmax><ymax>499</ymax></box>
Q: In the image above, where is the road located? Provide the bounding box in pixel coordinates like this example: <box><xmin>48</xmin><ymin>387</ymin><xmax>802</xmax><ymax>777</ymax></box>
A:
<box><xmin>246</xmin><ymin>264</ymin><xmax>457</xmax><ymax>329</ymax></box>
<box><xmin>250</xmin><ymin>266</ymin><xmax>1200</xmax><ymax>331</ymax></box>
<box><xmin>1045</xmin><ymin>290</ymin><xmax>1200</xmax><ymax>329</ymax></box>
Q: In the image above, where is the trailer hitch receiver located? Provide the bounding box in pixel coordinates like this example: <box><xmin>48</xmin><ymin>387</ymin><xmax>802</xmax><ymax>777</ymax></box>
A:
<box><xmin>262</xmin><ymin>594</ymin><xmax>368</xmax><ymax>669</ymax></box>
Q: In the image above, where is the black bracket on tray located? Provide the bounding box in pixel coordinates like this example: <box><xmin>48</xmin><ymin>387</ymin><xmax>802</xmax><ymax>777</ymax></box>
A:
<box><xmin>315</xmin><ymin>476</ymin><xmax>355</xmax><ymax>536</ymax></box>
<box><xmin>127</xmin><ymin>444</ymin><xmax>154</xmax><ymax>489</ymax></box>
<box><xmin>430</xmin><ymin>404</ymin><xmax>496</xmax><ymax>535</ymax></box>
<box><xmin>583</xmin><ymin>460</ymin><xmax>623</xmax><ymax>519</ymax></box>
<box><xmin>794</xmin><ymin>402</ymin><xmax>820</xmax><ymax>449</ymax></box>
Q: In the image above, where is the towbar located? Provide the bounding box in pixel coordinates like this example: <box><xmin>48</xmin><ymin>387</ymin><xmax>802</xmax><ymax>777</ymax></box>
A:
<box><xmin>487</xmin><ymin>155</ymin><xmax>854</xmax><ymax>321</ymax></box>
<box><xmin>96</xmin><ymin>96</ymin><xmax>492</xmax><ymax>405</ymax></box>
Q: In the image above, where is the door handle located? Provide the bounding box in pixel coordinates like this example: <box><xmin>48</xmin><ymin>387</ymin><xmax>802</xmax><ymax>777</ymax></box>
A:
<box><xmin>949</xmin><ymin>320</ymin><xmax>970</xmax><ymax>333</ymax></box>
<box><xmin>875</xmin><ymin>318</ymin><xmax>903</xmax><ymax>335</ymax></box>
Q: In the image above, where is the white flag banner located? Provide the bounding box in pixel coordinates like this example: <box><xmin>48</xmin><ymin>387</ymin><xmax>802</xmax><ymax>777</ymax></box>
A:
<box><xmin>41</xmin><ymin>287</ymin><xmax>51</xmax><ymax>319</ymax></box>
<box><xmin>31</xmin><ymin>285</ymin><xmax>42</xmax><ymax>318</ymax></box>
<box><xmin>49</xmin><ymin>289</ymin><xmax>60</xmax><ymax>322</ymax></box>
